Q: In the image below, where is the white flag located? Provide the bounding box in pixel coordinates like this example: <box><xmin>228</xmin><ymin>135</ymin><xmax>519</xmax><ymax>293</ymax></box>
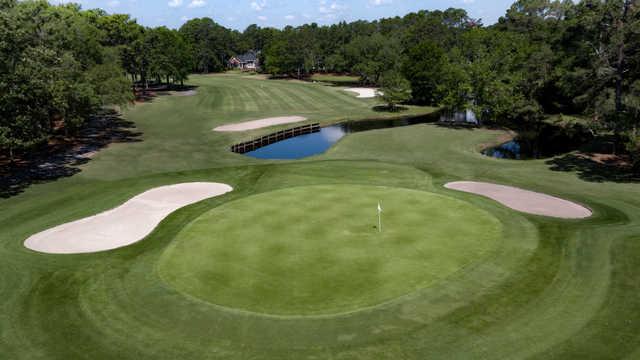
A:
<box><xmin>377</xmin><ymin>202</ymin><xmax>383</xmax><ymax>233</ymax></box>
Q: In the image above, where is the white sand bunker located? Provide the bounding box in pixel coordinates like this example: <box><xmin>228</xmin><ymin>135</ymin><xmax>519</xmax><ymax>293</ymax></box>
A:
<box><xmin>344</xmin><ymin>88</ymin><xmax>380</xmax><ymax>98</ymax></box>
<box><xmin>214</xmin><ymin>116</ymin><xmax>307</xmax><ymax>132</ymax></box>
<box><xmin>172</xmin><ymin>90</ymin><xmax>197</xmax><ymax>96</ymax></box>
<box><xmin>24</xmin><ymin>182</ymin><xmax>233</xmax><ymax>254</ymax></box>
<box><xmin>445</xmin><ymin>181</ymin><xmax>592</xmax><ymax>219</ymax></box>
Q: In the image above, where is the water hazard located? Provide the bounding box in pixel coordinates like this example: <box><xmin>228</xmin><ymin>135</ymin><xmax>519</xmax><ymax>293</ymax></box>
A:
<box><xmin>244</xmin><ymin>112</ymin><xmax>444</xmax><ymax>160</ymax></box>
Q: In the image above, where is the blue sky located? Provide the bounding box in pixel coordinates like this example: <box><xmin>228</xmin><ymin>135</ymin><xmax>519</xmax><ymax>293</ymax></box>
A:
<box><xmin>53</xmin><ymin>0</ymin><xmax>515</xmax><ymax>30</ymax></box>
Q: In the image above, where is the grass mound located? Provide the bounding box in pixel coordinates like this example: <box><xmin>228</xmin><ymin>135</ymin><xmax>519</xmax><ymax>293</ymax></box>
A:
<box><xmin>159</xmin><ymin>185</ymin><xmax>503</xmax><ymax>315</ymax></box>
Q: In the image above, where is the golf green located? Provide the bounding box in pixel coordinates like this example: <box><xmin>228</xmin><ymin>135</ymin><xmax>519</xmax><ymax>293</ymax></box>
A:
<box><xmin>159</xmin><ymin>185</ymin><xmax>503</xmax><ymax>316</ymax></box>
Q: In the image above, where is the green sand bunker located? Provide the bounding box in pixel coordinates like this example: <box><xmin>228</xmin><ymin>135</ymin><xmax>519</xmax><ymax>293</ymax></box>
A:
<box><xmin>159</xmin><ymin>185</ymin><xmax>503</xmax><ymax>316</ymax></box>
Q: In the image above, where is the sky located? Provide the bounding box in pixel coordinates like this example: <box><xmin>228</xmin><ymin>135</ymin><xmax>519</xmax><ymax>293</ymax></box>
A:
<box><xmin>53</xmin><ymin>0</ymin><xmax>516</xmax><ymax>31</ymax></box>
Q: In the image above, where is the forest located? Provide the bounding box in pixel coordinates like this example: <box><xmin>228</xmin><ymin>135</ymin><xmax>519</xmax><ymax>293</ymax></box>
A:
<box><xmin>0</xmin><ymin>0</ymin><xmax>638</xmax><ymax>170</ymax></box>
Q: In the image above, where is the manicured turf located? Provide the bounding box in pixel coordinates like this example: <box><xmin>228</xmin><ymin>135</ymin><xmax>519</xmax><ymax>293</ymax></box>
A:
<box><xmin>310</xmin><ymin>73</ymin><xmax>361</xmax><ymax>84</ymax></box>
<box><xmin>80</xmin><ymin>73</ymin><xmax>433</xmax><ymax>180</ymax></box>
<box><xmin>159</xmin><ymin>185</ymin><xmax>502</xmax><ymax>315</ymax></box>
<box><xmin>1</xmin><ymin>73</ymin><xmax>639</xmax><ymax>359</ymax></box>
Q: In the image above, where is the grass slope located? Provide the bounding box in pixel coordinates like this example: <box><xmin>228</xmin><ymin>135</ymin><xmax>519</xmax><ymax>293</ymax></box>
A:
<box><xmin>0</xmin><ymin>73</ymin><xmax>639</xmax><ymax>359</ymax></box>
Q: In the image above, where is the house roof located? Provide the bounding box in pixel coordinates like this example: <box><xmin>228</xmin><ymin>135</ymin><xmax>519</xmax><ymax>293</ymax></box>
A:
<box><xmin>236</xmin><ymin>51</ymin><xmax>258</xmax><ymax>63</ymax></box>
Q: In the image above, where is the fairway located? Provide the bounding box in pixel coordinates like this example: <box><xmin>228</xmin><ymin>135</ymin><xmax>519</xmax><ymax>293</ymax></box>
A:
<box><xmin>159</xmin><ymin>185</ymin><xmax>502</xmax><ymax>315</ymax></box>
<box><xmin>1</xmin><ymin>73</ymin><xmax>639</xmax><ymax>359</ymax></box>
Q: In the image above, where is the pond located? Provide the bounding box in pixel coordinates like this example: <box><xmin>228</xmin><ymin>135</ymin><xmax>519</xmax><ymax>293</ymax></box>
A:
<box><xmin>482</xmin><ymin>123</ymin><xmax>592</xmax><ymax>160</ymax></box>
<box><xmin>240</xmin><ymin>110</ymin><xmax>591</xmax><ymax>161</ymax></box>
<box><xmin>482</xmin><ymin>140</ymin><xmax>523</xmax><ymax>159</ymax></box>
<box><xmin>245</xmin><ymin>112</ymin><xmax>443</xmax><ymax>160</ymax></box>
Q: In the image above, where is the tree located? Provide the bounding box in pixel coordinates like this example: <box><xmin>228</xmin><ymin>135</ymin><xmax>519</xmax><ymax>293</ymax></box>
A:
<box><xmin>378</xmin><ymin>72</ymin><xmax>412</xmax><ymax>110</ymax></box>
<box><xmin>344</xmin><ymin>33</ymin><xmax>402</xmax><ymax>85</ymax></box>
<box><xmin>263</xmin><ymin>26</ymin><xmax>316</xmax><ymax>77</ymax></box>
<box><xmin>144</xmin><ymin>27</ymin><xmax>191</xmax><ymax>85</ymax></box>
<box><xmin>0</xmin><ymin>1</ymin><xmax>134</xmax><ymax>162</ymax></box>
<box><xmin>429</xmin><ymin>25</ymin><xmax>548</xmax><ymax>131</ymax></box>
<box><xmin>180</xmin><ymin>18</ymin><xmax>235</xmax><ymax>73</ymax></box>
<box><xmin>559</xmin><ymin>1</ymin><xmax>639</xmax><ymax>153</ymax></box>
<box><xmin>402</xmin><ymin>40</ymin><xmax>448</xmax><ymax>105</ymax></box>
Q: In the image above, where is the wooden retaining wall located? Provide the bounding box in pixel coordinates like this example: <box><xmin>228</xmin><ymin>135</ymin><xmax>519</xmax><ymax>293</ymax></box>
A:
<box><xmin>231</xmin><ymin>123</ymin><xmax>321</xmax><ymax>154</ymax></box>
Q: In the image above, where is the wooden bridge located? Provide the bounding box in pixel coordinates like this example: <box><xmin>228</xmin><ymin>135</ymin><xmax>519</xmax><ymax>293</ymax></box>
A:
<box><xmin>231</xmin><ymin>123</ymin><xmax>321</xmax><ymax>154</ymax></box>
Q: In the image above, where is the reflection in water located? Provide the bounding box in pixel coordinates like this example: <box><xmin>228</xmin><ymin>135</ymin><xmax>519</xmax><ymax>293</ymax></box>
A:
<box><xmin>245</xmin><ymin>112</ymin><xmax>442</xmax><ymax>160</ymax></box>
<box><xmin>482</xmin><ymin>122</ymin><xmax>592</xmax><ymax>160</ymax></box>
<box><xmin>321</xmin><ymin>126</ymin><xmax>347</xmax><ymax>143</ymax></box>
<box><xmin>439</xmin><ymin>109</ymin><xmax>479</xmax><ymax>125</ymax></box>
<box><xmin>246</xmin><ymin>126</ymin><xmax>348</xmax><ymax>160</ymax></box>
<box><xmin>483</xmin><ymin>141</ymin><xmax>522</xmax><ymax>159</ymax></box>
<box><xmin>243</xmin><ymin>109</ymin><xmax>589</xmax><ymax>161</ymax></box>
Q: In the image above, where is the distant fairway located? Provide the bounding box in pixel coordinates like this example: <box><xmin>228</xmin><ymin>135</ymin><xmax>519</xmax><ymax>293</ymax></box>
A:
<box><xmin>78</xmin><ymin>73</ymin><xmax>434</xmax><ymax>180</ymax></box>
<box><xmin>310</xmin><ymin>73</ymin><xmax>361</xmax><ymax>84</ymax></box>
<box><xmin>159</xmin><ymin>185</ymin><xmax>502</xmax><ymax>315</ymax></box>
<box><xmin>1</xmin><ymin>73</ymin><xmax>640</xmax><ymax>359</ymax></box>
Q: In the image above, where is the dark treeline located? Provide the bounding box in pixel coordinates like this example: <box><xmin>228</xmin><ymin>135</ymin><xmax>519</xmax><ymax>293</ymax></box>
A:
<box><xmin>1</xmin><ymin>0</ymin><xmax>639</xmax><ymax>170</ymax></box>
<box><xmin>258</xmin><ymin>1</ymin><xmax>639</xmax><ymax>169</ymax></box>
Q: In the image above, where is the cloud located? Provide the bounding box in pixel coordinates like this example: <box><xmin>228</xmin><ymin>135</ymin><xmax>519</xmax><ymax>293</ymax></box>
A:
<box><xmin>369</xmin><ymin>0</ymin><xmax>392</xmax><ymax>5</ymax></box>
<box><xmin>318</xmin><ymin>0</ymin><xmax>347</xmax><ymax>20</ymax></box>
<box><xmin>250</xmin><ymin>0</ymin><xmax>266</xmax><ymax>11</ymax></box>
<box><xmin>187</xmin><ymin>0</ymin><xmax>206</xmax><ymax>8</ymax></box>
<box><xmin>285</xmin><ymin>15</ymin><xmax>295</xmax><ymax>20</ymax></box>
<box><xmin>257</xmin><ymin>15</ymin><xmax>267</xmax><ymax>21</ymax></box>
<box><xmin>168</xmin><ymin>0</ymin><xmax>183</xmax><ymax>7</ymax></box>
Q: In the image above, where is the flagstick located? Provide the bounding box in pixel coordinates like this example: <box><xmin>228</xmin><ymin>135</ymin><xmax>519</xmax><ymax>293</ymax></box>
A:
<box><xmin>378</xmin><ymin>201</ymin><xmax>382</xmax><ymax>233</ymax></box>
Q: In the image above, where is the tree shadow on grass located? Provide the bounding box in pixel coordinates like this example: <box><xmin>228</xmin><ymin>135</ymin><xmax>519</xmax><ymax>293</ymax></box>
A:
<box><xmin>135</xmin><ymin>84</ymin><xmax>199</xmax><ymax>103</ymax></box>
<box><xmin>546</xmin><ymin>134</ymin><xmax>640</xmax><ymax>183</ymax></box>
<box><xmin>372</xmin><ymin>105</ymin><xmax>409</xmax><ymax>113</ymax></box>
<box><xmin>0</xmin><ymin>109</ymin><xmax>142</xmax><ymax>198</ymax></box>
<box><xmin>546</xmin><ymin>153</ymin><xmax>640</xmax><ymax>183</ymax></box>
<box><xmin>434</xmin><ymin>122</ymin><xmax>481</xmax><ymax>130</ymax></box>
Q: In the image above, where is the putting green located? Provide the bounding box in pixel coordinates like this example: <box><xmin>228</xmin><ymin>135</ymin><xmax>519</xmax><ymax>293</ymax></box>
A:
<box><xmin>159</xmin><ymin>185</ymin><xmax>503</xmax><ymax>316</ymax></box>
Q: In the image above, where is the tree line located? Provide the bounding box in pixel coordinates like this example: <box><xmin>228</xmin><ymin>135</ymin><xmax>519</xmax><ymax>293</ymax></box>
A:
<box><xmin>258</xmin><ymin>1</ymin><xmax>639</xmax><ymax>169</ymax></box>
<box><xmin>1</xmin><ymin>0</ymin><xmax>638</xmax><ymax>170</ymax></box>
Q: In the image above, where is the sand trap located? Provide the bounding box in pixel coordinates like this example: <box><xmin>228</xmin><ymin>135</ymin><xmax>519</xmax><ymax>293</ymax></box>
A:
<box><xmin>24</xmin><ymin>182</ymin><xmax>233</xmax><ymax>254</ymax></box>
<box><xmin>444</xmin><ymin>181</ymin><xmax>592</xmax><ymax>219</ymax></box>
<box><xmin>172</xmin><ymin>90</ymin><xmax>197</xmax><ymax>97</ymax></box>
<box><xmin>344</xmin><ymin>88</ymin><xmax>380</xmax><ymax>98</ymax></box>
<box><xmin>214</xmin><ymin>116</ymin><xmax>307</xmax><ymax>132</ymax></box>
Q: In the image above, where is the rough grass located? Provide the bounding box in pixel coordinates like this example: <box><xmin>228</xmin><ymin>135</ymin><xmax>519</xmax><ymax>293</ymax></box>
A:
<box><xmin>0</xmin><ymin>73</ymin><xmax>639</xmax><ymax>359</ymax></box>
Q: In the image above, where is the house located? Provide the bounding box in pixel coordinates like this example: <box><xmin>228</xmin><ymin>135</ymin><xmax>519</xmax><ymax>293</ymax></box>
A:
<box><xmin>229</xmin><ymin>51</ymin><xmax>260</xmax><ymax>71</ymax></box>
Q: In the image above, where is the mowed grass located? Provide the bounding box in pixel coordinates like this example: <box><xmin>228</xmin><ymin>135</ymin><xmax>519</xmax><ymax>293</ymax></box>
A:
<box><xmin>80</xmin><ymin>73</ymin><xmax>434</xmax><ymax>180</ymax></box>
<box><xmin>0</xmin><ymin>73</ymin><xmax>639</xmax><ymax>359</ymax></box>
<box><xmin>310</xmin><ymin>73</ymin><xmax>361</xmax><ymax>84</ymax></box>
<box><xmin>159</xmin><ymin>185</ymin><xmax>503</xmax><ymax>315</ymax></box>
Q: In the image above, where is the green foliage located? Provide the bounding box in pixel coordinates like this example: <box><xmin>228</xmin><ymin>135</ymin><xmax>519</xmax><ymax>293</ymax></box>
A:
<box><xmin>0</xmin><ymin>1</ymin><xmax>136</xmax><ymax>160</ymax></box>
<box><xmin>402</xmin><ymin>40</ymin><xmax>448</xmax><ymax>105</ymax></box>
<box><xmin>3</xmin><ymin>0</ymin><xmax>640</xmax><ymax>163</ymax></box>
<box><xmin>263</xmin><ymin>24</ymin><xmax>326</xmax><ymax>77</ymax></box>
<box><xmin>379</xmin><ymin>71</ymin><xmax>412</xmax><ymax>110</ymax></box>
<box><xmin>345</xmin><ymin>33</ymin><xmax>402</xmax><ymax>85</ymax></box>
<box><xmin>264</xmin><ymin>32</ymin><xmax>303</xmax><ymax>76</ymax></box>
<box><xmin>145</xmin><ymin>27</ymin><xmax>191</xmax><ymax>84</ymax></box>
<box><xmin>179</xmin><ymin>18</ymin><xmax>240</xmax><ymax>73</ymax></box>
